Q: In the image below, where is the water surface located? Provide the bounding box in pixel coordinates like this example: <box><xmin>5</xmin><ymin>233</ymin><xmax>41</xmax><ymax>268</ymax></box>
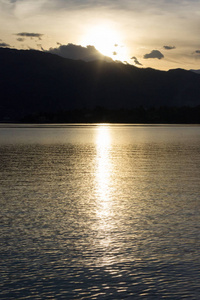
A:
<box><xmin>0</xmin><ymin>124</ymin><xmax>200</xmax><ymax>299</ymax></box>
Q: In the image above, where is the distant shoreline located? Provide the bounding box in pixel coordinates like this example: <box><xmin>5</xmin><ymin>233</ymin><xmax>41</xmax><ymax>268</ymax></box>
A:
<box><xmin>11</xmin><ymin>106</ymin><xmax>200</xmax><ymax>124</ymax></box>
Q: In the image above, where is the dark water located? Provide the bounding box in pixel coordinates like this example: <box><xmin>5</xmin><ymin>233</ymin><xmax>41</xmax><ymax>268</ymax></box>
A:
<box><xmin>0</xmin><ymin>124</ymin><xmax>200</xmax><ymax>299</ymax></box>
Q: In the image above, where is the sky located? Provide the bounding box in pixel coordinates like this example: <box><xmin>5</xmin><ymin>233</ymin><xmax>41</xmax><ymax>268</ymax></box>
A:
<box><xmin>1</xmin><ymin>0</ymin><xmax>200</xmax><ymax>70</ymax></box>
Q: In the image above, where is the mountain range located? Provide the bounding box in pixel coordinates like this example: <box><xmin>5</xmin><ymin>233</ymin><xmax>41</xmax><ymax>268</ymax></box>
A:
<box><xmin>0</xmin><ymin>47</ymin><xmax>200</xmax><ymax>122</ymax></box>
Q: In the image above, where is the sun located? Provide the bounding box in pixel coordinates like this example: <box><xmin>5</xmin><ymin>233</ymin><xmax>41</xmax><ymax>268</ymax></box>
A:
<box><xmin>81</xmin><ymin>24</ymin><xmax>127</xmax><ymax>61</ymax></box>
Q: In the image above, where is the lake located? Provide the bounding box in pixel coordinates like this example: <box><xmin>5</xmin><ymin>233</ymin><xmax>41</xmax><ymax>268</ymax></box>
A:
<box><xmin>0</xmin><ymin>124</ymin><xmax>200</xmax><ymax>299</ymax></box>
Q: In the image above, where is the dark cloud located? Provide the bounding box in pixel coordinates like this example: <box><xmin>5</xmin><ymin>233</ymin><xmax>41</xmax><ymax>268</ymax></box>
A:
<box><xmin>114</xmin><ymin>44</ymin><xmax>118</xmax><ymax>47</ymax></box>
<box><xmin>0</xmin><ymin>42</ymin><xmax>10</xmax><ymax>47</ymax></box>
<box><xmin>131</xmin><ymin>56</ymin><xmax>143</xmax><ymax>66</ymax></box>
<box><xmin>144</xmin><ymin>50</ymin><xmax>164</xmax><ymax>59</ymax></box>
<box><xmin>37</xmin><ymin>44</ymin><xmax>43</xmax><ymax>50</ymax></box>
<box><xmin>47</xmin><ymin>43</ymin><xmax>113</xmax><ymax>62</ymax></box>
<box><xmin>113</xmin><ymin>51</ymin><xmax>117</xmax><ymax>55</ymax></box>
<box><xmin>16</xmin><ymin>38</ymin><xmax>25</xmax><ymax>42</ymax></box>
<box><xmin>15</xmin><ymin>32</ymin><xmax>43</xmax><ymax>39</ymax></box>
<box><xmin>163</xmin><ymin>45</ymin><xmax>176</xmax><ymax>50</ymax></box>
<box><xmin>192</xmin><ymin>50</ymin><xmax>200</xmax><ymax>57</ymax></box>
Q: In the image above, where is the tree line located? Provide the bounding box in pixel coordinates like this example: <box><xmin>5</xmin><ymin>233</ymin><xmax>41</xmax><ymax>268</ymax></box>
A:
<box><xmin>21</xmin><ymin>106</ymin><xmax>200</xmax><ymax>124</ymax></box>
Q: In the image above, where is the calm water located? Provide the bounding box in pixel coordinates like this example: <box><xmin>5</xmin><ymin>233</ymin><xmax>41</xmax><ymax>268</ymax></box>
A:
<box><xmin>0</xmin><ymin>124</ymin><xmax>200</xmax><ymax>299</ymax></box>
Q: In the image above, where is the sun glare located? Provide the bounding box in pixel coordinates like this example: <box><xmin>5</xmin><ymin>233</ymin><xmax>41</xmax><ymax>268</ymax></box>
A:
<box><xmin>81</xmin><ymin>24</ymin><xmax>127</xmax><ymax>61</ymax></box>
<box><xmin>95</xmin><ymin>125</ymin><xmax>112</xmax><ymax>217</ymax></box>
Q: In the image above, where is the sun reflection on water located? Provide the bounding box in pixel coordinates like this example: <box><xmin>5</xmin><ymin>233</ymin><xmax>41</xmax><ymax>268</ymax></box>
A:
<box><xmin>95</xmin><ymin>125</ymin><xmax>112</xmax><ymax>215</ymax></box>
<box><xmin>94</xmin><ymin>125</ymin><xmax>116</xmax><ymax>266</ymax></box>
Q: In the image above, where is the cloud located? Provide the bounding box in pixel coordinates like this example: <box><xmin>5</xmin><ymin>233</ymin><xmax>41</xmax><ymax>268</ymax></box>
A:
<box><xmin>47</xmin><ymin>43</ymin><xmax>113</xmax><ymax>62</ymax></box>
<box><xmin>0</xmin><ymin>42</ymin><xmax>10</xmax><ymax>47</ymax></box>
<box><xmin>144</xmin><ymin>50</ymin><xmax>164</xmax><ymax>59</ymax></box>
<box><xmin>37</xmin><ymin>0</ymin><xmax>199</xmax><ymax>14</ymax></box>
<box><xmin>163</xmin><ymin>45</ymin><xmax>176</xmax><ymax>50</ymax></box>
<box><xmin>16</xmin><ymin>37</ymin><xmax>25</xmax><ymax>42</ymax></box>
<box><xmin>2</xmin><ymin>0</ymin><xmax>199</xmax><ymax>21</ymax></box>
<box><xmin>3</xmin><ymin>0</ymin><xmax>187</xmax><ymax>21</ymax></box>
<box><xmin>131</xmin><ymin>56</ymin><xmax>142</xmax><ymax>66</ymax></box>
<box><xmin>193</xmin><ymin>50</ymin><xmax>200</xmax><ymax>58</ymax></box>
<box><xmin>113</xmin><ymin>51</ymin><xmax>117</xmax><ymax>56</ymax></box>
<box><xmin>15</xmin><ymin>32</ymin><xmax>43</xmax><ymax>39</ymax></box>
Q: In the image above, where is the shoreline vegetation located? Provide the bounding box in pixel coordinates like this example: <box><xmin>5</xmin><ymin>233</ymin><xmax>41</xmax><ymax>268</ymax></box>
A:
<box><xmin>19</xmin><ymin>106</ymin><xmax>200</xmax><ymax>124</ymax></box>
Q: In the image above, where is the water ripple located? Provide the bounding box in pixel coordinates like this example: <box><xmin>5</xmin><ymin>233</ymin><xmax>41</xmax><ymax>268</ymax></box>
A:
<box><xmin>0</xmin><ymin>125</ymin><xmax>200</xmax><ymax>299</ymax></box>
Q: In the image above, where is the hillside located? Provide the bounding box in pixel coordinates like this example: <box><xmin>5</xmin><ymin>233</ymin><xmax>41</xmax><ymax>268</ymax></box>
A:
<box><xmin>0</xmin><ymin>47</ymin><xmax>200</xmax><ymax>122</ymax></box>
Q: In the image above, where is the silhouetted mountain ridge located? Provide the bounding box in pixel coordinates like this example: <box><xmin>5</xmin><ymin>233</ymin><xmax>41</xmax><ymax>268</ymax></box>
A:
<box><xmin>0</xmin><ymin>47</ymin><xmax>200</xmax><ymax>122</ymax></box>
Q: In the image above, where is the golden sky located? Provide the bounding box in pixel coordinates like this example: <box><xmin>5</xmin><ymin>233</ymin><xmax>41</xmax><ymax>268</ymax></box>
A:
<box><xmin>1</xmin><ymin>0</ymin><xmax>200</xmax><ymax>70</ymax></box>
